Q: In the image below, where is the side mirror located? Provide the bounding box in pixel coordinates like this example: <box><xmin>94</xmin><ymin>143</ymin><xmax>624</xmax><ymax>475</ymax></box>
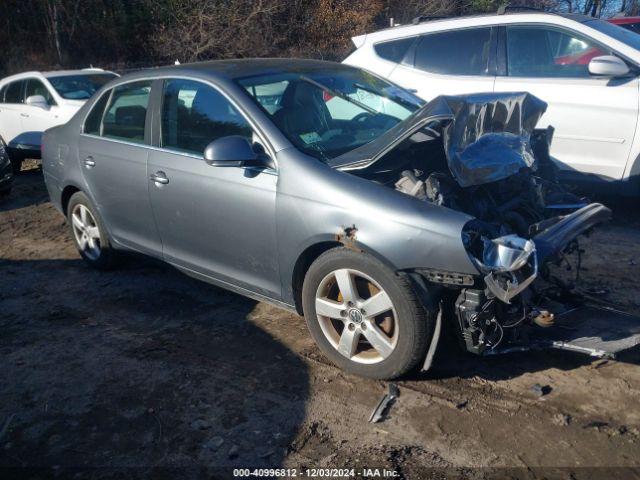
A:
<box><xmin>26</xmin><ymin>95</ymin><xmax>49</xmax><ymax>109</ymax></box>
<box><xmin>588</xmin><ymin>55</ymin><xmax>630</xmax><ymax>77</ymax></box>
<box><xmin>203</xmin><ymin>135</ymin><xmax>258</xmax><ymax>167</ymax></box>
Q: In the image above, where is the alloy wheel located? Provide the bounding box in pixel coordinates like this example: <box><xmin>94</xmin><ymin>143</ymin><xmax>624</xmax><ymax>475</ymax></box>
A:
<box><xmin>315</xmin><ymin>268</ymin><xmax>398</xmax><ymax>364</ymax></box>
<box><xmin>71</xmin><ymin>204</ymin><xmax>101</xmax><ymax>261</ymax></box>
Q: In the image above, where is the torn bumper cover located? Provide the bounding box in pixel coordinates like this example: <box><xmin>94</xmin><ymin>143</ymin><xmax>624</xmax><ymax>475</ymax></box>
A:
<box><xmin>469</xmin><ymin>203</ymin><xmax>611</xmax><ymax>304</ymax></box>
<box><xmin>534</xmin><ymin>203</ymin><xmax>612</xmax><ymax>263</ymax></box>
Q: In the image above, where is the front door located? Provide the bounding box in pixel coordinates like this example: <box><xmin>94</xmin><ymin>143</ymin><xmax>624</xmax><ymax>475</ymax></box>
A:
<box><xmin>79</xmin><ymin>80</ymin><xmax>162</xmax><ymax>255</ymax></box>
<box><xmin>147</xmin><ymin>78</ymin><xmax>280</xmax><ymax>297</ymax></box>
<box><xmin>493</xmin><ymin>24</ymin><xmax>639</xmax><ymax>181</ymax></box>
<box><xmin>17</xmin><ymin>78</ymin><xmax>61</xmax><ymax>150</ymax></box>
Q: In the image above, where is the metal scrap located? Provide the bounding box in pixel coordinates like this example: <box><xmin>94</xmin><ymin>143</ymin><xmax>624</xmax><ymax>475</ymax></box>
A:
<box><xmin>369</xmin><ymin>383</ymin><xmax>400</xmax><ymax>423</ymax></box>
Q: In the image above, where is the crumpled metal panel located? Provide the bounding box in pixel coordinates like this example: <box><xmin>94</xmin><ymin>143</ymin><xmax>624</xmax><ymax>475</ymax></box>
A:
<box><xmin>332</xmin><ymin>92</ymin><xmax>548</xmax><ymax>188</ymax></box>
<box><xmin>441</xmin><ymin>93</ymin><xmax>547</xmax><ymax>187</ymax></box>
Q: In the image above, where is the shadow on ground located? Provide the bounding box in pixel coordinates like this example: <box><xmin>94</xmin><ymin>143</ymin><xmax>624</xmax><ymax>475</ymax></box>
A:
<box><xmin>0</xmin><ymin>256</ymin><xmax>309</xmax><ymax>477</ymax></box>
<box><xmin>0</xmin><ymin>166</ymin><xmax>48</xmax><ymax>213</ymax></box>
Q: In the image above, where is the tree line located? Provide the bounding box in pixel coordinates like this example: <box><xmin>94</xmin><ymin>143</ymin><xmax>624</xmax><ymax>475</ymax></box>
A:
<box><xmin>1</xmin><ymin>0</ymin><xmax>637</xmax><ymax>76</ymax></box>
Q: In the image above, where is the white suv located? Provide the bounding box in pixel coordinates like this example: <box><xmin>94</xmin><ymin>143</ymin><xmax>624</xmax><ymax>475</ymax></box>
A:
<box><xmin>344</xmin><ymin>11</ymin><xmax>640</xmax><ymax>192</ymax></box>
<box><xmin>0</xmin><ymin>68</ymin><xmax>117</xmax><ymax>172</ymax></box>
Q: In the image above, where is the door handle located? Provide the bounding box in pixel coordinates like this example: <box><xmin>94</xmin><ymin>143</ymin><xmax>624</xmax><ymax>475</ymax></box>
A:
<box><xmin>20</xmin><ymin>113</ymin><xmax>29</xmax><ymax>118</ymax></box>
<box><xmin>83</xmin><ymin>156</ymin><xmax>96</xmax><ymax>168</ymax></box>
<box><xmin>150</xmin><ymin>171</ymin><xmax>169</xmax><ymax>185</ymax></box>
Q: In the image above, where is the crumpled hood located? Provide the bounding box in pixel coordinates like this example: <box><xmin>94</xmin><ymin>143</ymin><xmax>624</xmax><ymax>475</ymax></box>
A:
<box><xmin>331</xmin><ymin>92</ymin><xmax>548</xmax><ymax>188</ymax></box>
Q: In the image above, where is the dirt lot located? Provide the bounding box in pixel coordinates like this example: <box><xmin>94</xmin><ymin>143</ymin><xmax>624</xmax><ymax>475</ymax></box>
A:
<box><xmin>1</xmin><ymin>163</ymin><xmax>640</xmax><ymax>479</ymax></box>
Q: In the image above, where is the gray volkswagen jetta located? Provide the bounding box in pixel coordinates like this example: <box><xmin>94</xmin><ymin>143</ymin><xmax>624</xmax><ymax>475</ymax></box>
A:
<box><xmin>43</xmin><ymin>59</ymin><xmax>636</xmax><ymax>380</ymax></box>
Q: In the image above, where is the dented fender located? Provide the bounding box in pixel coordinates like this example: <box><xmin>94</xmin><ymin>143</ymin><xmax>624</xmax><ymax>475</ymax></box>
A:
<box><xmin>275</xmin><ymin>148</ymin><xmax>479</xmax><ymax>307</ymax></box>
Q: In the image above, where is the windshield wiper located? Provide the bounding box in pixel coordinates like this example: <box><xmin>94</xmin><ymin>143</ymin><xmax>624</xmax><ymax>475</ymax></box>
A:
<box><xmin>299</xmin><ymin>75</ymin><xmax>377</xmax><ymax>115</ymax></box>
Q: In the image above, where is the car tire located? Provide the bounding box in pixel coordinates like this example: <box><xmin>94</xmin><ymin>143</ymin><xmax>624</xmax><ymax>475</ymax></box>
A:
<box><xmin>67</xmin><ymin>191</ymin><xmax>118</xmax><ymax>269</ymax></box>
<box><xmin>0</xmin><ymin>135</ymin><xmax>20</xmax><ymax>174</ymax></box>
<box><xmin>8</xmin><ymin>151</ymin><xmax>23</xmax><ymax>174</ymax></box>
<box><xmin>302</xmin><ymin>247</ymin><xmax>432</xmax><ymax>379</ymax></box>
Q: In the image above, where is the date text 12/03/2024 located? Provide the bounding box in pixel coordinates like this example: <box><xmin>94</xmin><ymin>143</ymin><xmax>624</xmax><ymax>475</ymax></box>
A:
<box><xmin>232</xmin><ymin>468</ymin><xmax>400</xmax><ymax>477</ymax></box>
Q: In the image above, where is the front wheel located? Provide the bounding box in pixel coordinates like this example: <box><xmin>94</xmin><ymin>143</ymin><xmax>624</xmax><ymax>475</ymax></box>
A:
<box><xmin>302</xmin><ymin>248</ymin><xmax>433</xmax><ymax>379</ymax></box>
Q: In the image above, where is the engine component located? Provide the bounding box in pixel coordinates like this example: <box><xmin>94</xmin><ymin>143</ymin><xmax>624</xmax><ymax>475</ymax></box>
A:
<box><xmin>394</xmin><ymin>170</ymin><xmax>426</xmax><ymax>199</ymax></box>
<box><xmin>533</xmin><ymin>310</ymin><xmax>555</xmax><ymax>328</ymax></box>
<box><xmin>455</xmin><ymin>289</ymin><xmax>502</xmax><ymax>354</ymax></box>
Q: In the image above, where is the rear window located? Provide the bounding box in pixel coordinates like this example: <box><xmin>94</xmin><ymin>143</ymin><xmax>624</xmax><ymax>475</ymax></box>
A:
<box><xmin>414</xmin><ymin>28</ymin><xmax>492</xmax><ymax>75</ymax></box>
<box><xmin>101</xmin><ymin>81</ymin><xmax>152</xmax><ymax>144</ymax></box>
<box><xmin>4</xmin><ymin>80</ymin><xmax>24</xmax><ymax>103</ymax></box>
<box><xmin>48</xmin><ymin>73</ymin><xmax>116</xmax><ymax>100</ymax></box>
<box><xmin>84</xmin><ymin>91</ymin><xmax>111</xmax><ymax>135</ymax></box>
<box><xmin>374</xmin><ymin>38</ymin><xmax>415</xmax><ymax>63</ymax></box>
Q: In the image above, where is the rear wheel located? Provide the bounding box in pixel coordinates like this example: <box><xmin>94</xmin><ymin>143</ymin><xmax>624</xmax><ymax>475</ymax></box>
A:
<box><xmin>302</xmin><ymin>248</ymin><xmax>433</xmax><ymax>379</ymax></box>
<box><xmin>67</xmin><ymin>191</ymin><xmax>118</xmax><ymax>269</ymax></box>
<box><xmin>0</xmin><ymin>135</ymin><xmax>20</xmax><ymax>174</ymax></box>
<box><xmin>8</xmin><ymin>151</ymin><xmax>23</xmax><ymax>174</ymax></box>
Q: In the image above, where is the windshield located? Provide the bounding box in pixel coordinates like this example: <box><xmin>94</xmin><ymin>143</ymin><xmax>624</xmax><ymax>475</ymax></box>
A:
<box><xmin>48</xmin><ymin>73</ymin><xmax>117</xmax><ymax>100</ymax></box>
<box><xmin>585</xmin><ymin>19</ymin><xmax>640</xmax><ymax>50</ymax></box>
<box><xmin>236</xmin><ymin>68</ymin><xmax>424</xmax><ymax>161</ymax></box>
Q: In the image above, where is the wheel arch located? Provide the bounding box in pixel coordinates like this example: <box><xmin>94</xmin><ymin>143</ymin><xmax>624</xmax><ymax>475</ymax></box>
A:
<box><xmin>60</xmin><ymin>183</ymin><xmax>82</xmax><ymax>215</ymax></box>
<box><xmin>290</xmin><ymin>236</ymin><xmax>402</xmax><ymax>316</ymax></box>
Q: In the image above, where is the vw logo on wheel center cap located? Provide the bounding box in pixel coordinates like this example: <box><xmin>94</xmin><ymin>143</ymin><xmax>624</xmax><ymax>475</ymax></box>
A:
<box><xmin>348</xmin><ymin>308</ymin><xmax>363</xmax><ymax>324</ymax></box>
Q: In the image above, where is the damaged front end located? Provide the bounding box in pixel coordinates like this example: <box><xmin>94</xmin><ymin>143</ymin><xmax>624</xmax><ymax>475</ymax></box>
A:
<box><xmin>336</xmin><ymin>92</ymin><xmax>640</xmax><ymax>359</ymax></box>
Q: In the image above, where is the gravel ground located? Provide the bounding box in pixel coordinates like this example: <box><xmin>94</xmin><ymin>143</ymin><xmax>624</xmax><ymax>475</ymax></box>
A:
<box><xmin>1</xmin><ymin>162</ymin><xmax>640</xmax><ymax>479</ymax></box>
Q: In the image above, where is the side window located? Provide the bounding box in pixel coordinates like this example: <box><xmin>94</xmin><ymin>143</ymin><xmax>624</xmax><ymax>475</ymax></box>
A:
<box><xmin>506</xmin><ymin>26</ymin><xmax>609</xmax><ymax>78</ymax></box>
<box><xmin>0</xmin><ymin>84</ymin><xmax>6</xmax><ymax>103</ymax></box>
<box><xmin>4</xmin><ymin>80</ymin><xmax>25</xmax><ymax>104</ymax></box>
<box><xmin>25</xmin><ymin>79</ymin><xmax>56</xmax><ymax>106</ymax></box>
<box><xmin>374</xmin><ymin>37</ymin><xmax>415</xmax><ymax>63</ymax></box>
<box><xmin>161</xmin><ymin>79</ymin><xmax>252</xmax><ymax>154</ymax></box>
<box><xmin>101</xmin><ymin>81</ymin><xmax>152</xmax><ymax>144</ymax></box>
<box><xmin>415</xmin><ymin>28</ymin><xmax>492</xmax><ymax>75</ymax></box>
<box><xmin>84</xmin><ymin>90</ymin><xmax>111</xmax><ymax>135</ymax></box>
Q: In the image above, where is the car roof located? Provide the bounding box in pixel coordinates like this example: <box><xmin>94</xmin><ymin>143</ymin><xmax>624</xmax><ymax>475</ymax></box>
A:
<box><xmin>41</xmin><ymin>68</ymin><xmax>116</xmax><ymax>78</ymax></box>
<box><xmin>356</xmin><ymin>11</ymin><xmax>596</xmax><ymax>44</ymax></box>
<box><xmin>0</xmin><ymin>68</ymin><xmax>116</xmax><ymax>83</ymax></box>
<box><xmin>119</xmin><ymin>58</ymin><xmax>356</xmax><ymax>82</ymax></box>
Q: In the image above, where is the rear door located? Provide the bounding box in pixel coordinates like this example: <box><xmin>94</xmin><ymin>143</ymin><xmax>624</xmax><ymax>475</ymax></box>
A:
<box><xmin>388</xmin><ymin>27</ymin><xmax>497</xmax><ymax>100</ymax></box>
<box><xmin>147</xmin><ymin>78</ymin><xmax>280</xmax><ymax>297</ymax></box>
<box><xmin>493</xmin><ymin>24</ymin><xmax>639</xmax><ymax>181</ymax></box>
<box><xmin>78</xmin><ymin>80</ymin><xmax>162</xmax><ymax>255</ymax></box>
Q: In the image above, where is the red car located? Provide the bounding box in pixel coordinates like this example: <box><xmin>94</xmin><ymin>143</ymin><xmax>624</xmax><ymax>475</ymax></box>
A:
<box><xmin>608</xmin><ymin>16</ymin><xmax>640</xmax><ymax>34</ymax></box>
<box><xmin>553</xmin><ymin>17</ymin><xmax>640</xmax><ymax>66</ymax></box>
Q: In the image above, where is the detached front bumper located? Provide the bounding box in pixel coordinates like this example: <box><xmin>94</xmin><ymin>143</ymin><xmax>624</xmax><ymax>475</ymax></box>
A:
<box><xmin>534</xmin><ymin>203</ymin><xmax>612</xmax><ymax>263</ymax></box>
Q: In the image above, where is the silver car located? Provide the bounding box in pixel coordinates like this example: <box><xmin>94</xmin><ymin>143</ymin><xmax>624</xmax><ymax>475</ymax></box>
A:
<box><xmin>43</xmin><ymin>59</ymin><xmax>633</xmax><ymax>380</ymax></box>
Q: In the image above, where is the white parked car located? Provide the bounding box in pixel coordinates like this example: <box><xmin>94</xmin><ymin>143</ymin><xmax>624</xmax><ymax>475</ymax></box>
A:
<box><xmin>0</xmin><ymin>68</ymin><xmax>118</xmax><ymax>172</ymax></box>
<box><xmin>344</xmin><ymin>10</ymin><xmax>640</xmax><ymax>193</ymax></box>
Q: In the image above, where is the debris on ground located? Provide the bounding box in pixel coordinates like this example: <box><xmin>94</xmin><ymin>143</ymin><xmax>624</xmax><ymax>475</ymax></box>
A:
<box><xmin>369</xmin><ymin>383</ymin><xmax>400</xmax><ymax>423</ymax></box>
<box><xmin>552</xmin><ymin>413</ymin><xmax>572</xmax><ymax>427</ymax></box>
<box><xmin>531</xmin><ymin>383</ymin><xmax>552</xmax><ymax>398</ymax></box>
